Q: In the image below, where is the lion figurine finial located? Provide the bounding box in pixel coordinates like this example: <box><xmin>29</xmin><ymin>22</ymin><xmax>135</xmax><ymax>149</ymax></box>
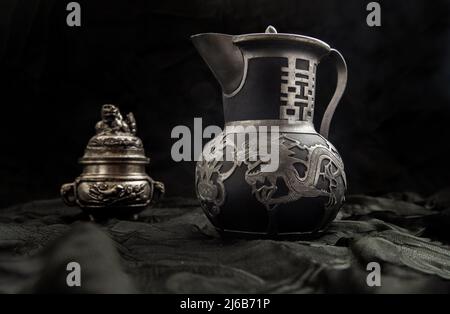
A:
<box><xmin>95</xmin><ymin>104</ymin><xmax>137</xmax><ymax>135</ymax></box>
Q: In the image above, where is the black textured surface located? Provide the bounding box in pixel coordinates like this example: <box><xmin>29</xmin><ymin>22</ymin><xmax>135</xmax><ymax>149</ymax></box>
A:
<box><xmin>1</xmin><ymin>194</ymin><xmax>450</xmax><ymax>293</ymax></box>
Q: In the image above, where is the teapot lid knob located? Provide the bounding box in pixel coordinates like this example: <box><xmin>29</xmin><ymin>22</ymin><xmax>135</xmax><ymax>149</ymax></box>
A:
<box><xmin>265</xmin><ymin>25</ymin><xmax>277</xmax><ymax>34</ymax></box>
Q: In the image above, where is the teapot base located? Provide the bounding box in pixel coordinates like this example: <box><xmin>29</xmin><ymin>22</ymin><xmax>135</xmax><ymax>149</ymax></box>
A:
<box><xmin>215</xmin><ymin>226</ymin><xmax>328</xmax><ymax>240</ymax></box>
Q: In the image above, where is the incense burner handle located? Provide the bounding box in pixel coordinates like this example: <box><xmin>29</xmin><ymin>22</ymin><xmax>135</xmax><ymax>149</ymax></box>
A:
<box><xmin>61</xmin><ymin>182</ymin><xmax>77</xmax><ymax>206</ymax></box>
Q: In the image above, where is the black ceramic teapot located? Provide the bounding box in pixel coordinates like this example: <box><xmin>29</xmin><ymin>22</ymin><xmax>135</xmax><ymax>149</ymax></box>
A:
<box><xmin>192</xmin><ymin>26</ymin><xmax>347</xmax><ymax>237</ymax></box>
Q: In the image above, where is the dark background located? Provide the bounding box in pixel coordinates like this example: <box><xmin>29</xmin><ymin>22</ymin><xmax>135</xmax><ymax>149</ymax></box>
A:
<box><xmin>0</xmin><ymin>0</ymin><xmax>448</xmax><ymax>208</ymax></box>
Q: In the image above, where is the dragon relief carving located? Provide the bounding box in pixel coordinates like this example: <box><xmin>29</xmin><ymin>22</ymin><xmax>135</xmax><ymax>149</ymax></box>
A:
<box><xmin>196</xmin><ymin>133</ymin><xmax>346</xmax><ymax>218</ymax></box>
<box><xmin>87</xmin><ymin>182</ymin><xmax>147</xmax><ymax>205</ymax></box>
<box><xmin>244</xmin><ymin>135</ymin><xmax>346</xmax><ymax>211</ymax></box>
<box><xmin>196</xmin><ymin>135</ymin><xmax>238</xmax><ymax>217</ymax></box>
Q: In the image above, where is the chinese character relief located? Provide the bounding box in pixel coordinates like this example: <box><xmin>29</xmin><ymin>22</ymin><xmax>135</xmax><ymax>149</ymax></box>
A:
<box><xmin>280</xmin><ymin>57</ymin><xmax>316</xmax><ymax>123</ymax></box>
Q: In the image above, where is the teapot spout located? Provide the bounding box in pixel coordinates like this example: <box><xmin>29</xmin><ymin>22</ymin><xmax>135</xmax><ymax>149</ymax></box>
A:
<box><xmin>191</xmin><ymin>33</ymin><xmax>244</xmax><ymax>95</ymax></box>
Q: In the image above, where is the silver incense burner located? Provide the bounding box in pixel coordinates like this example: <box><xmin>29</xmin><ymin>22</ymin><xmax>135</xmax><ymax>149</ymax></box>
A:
<box><xmin>61</xmin><ymin>104</ymin><xmax>164</xmax><ymax>219</ymax></box>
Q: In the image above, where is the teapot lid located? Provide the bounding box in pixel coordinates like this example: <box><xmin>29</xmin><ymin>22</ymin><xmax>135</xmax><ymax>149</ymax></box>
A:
<box><xmin>80</xmin><ymin>104</ymin><xmax>149</xmax><ymax>164</ymax></box>
<box><xmin>233</xmin><ymin>25</ymin><xmax>330</xmax><ymax>53</ymax></box>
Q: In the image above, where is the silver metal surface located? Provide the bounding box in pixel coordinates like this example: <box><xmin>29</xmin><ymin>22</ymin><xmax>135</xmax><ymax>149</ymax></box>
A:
<box><xmin>319</xmin><ymin>49</ymin><xmax>348</xmax><ymax>138</ymax></box>
<box><xmin>233</xmin><ymin>25</ymin><xmax>331</xmax><ymax>52</ymax></box>
<box><xmin>61</xmin><ymin>104</ymin><xmax>164</xmax><ymax>216</ymax></box>
<box><xmin>224</xmin><ymin>119</ymin><xmax>316</xmax><ymax>133</ymax></box>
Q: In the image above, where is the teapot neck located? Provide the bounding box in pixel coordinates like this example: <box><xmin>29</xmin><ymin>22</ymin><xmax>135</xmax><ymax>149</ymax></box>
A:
<box><xmin>223</xmin><ymin>52</ymin><xmax>319</xmax><ymax>124</ymax></box>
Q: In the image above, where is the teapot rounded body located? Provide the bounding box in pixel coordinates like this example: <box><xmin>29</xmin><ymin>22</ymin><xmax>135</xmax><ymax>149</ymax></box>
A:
<box><xmin>196</xmin><ymin>122</ymin><xmax>346</xmax><ymax>237</ymax></box>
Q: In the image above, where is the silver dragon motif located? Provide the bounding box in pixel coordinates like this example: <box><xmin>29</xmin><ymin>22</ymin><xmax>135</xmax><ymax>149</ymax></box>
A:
<box><xmin>196</xmin><ymin>133</ymin><xmax>346</xmax><ymax>219</ymax></box>
<box><xmin>196</xmin><ymin>134</ymin><xmax>238</xmax><ymax>217</ymax></box>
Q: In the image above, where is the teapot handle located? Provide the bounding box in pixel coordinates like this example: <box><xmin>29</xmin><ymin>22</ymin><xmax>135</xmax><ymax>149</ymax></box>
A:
<box><xmin>319</xmin><ymin>48</ymin><xmax>347</xmax><ymax>139</ymax></box>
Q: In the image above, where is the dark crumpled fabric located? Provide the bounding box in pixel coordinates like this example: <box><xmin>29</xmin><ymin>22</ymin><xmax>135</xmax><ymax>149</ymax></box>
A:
<box><xmin>0</xmin><ymin>193</ymin><xmax>450</xmax><ymax>294</ymax></box>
